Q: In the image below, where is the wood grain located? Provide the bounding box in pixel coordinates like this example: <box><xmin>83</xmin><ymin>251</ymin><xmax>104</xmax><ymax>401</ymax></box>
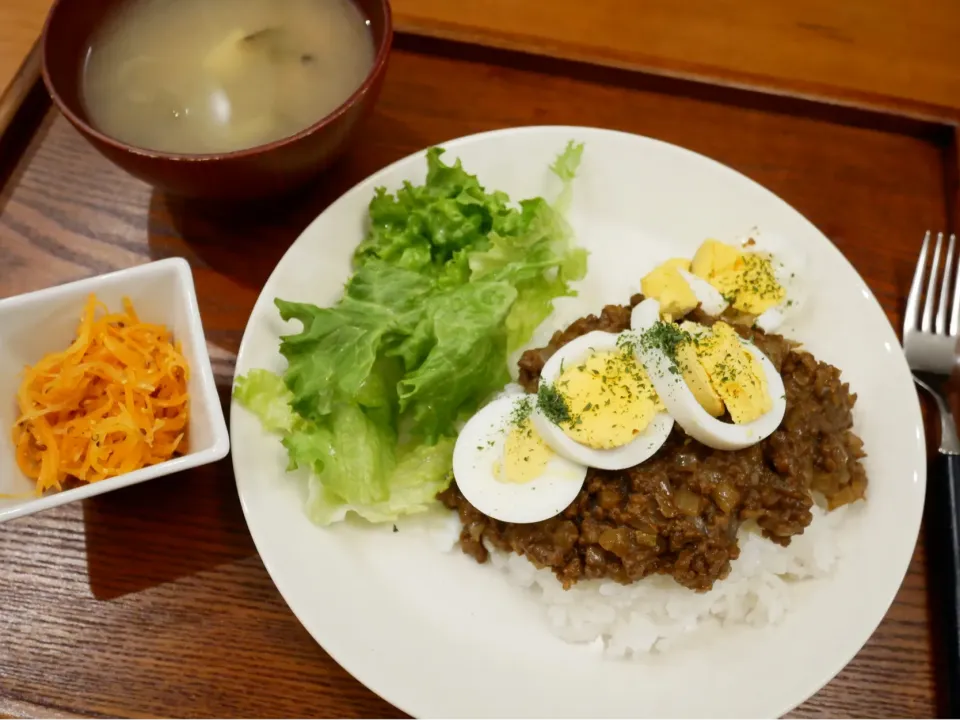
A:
<box><xmin>392</xmin><ymin>0</ymin><xmax>960</xmax><ymax>121</ymax></box>
<box><xmin>0</xmin><ymin>42</ymin><xmax>949</xmax><ymax>718</ymax></box>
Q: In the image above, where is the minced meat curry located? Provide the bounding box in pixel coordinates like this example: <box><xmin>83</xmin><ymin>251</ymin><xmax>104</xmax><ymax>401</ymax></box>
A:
<box><xmin>440</xmin><ymin>295</ymin><xmax>867</xmax><ymax>593</ymax></box>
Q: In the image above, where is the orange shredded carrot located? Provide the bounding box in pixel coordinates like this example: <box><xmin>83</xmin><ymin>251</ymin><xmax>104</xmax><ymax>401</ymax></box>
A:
<box><xmin>12</xmin><ymin>293</ymin><xmax>190</xmax><ymax>496</ymax></box>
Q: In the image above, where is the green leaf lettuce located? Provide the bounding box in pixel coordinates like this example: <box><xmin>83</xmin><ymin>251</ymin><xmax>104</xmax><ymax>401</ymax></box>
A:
<box><xmin>234</xmin><ymin>141</ymin><xmax>587</xmax><ymax>525</ymax></box>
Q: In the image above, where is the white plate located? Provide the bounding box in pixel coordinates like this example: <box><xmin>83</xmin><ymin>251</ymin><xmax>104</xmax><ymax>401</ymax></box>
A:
<box><xmin>231</xmin><ymin>126</ymin><xmax>926</xmax><ymax>718</ymax></box>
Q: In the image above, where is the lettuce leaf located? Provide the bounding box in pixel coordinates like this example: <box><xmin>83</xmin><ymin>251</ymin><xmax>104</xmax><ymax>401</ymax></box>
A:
<box><xmin>397</xmin><ymin>281</ymin><xmax>517</xmax><ymax>441</ymax></box>
<box><xmin>275</xmin><ymin>262</ymin><xmax>432</xmax><ymax>421</ymax></box>
<box><xmin>233</xmin><ymin>369</ymin><xmax>296</xmax><ymax>434</ymax></box>
<box><xmin>237</xmin><ymin>370</ymin><xmax>455</xmax><ymax>524</ymax></box>
<box><xmin>468</xmin><ymin>194</ymin><xmax>588</xmax><ymax>350</ymax></box>
<box><xmin>234</xmin><ymin>141</ymin><xmax>587</xmax><ymax>525</ymax></box>
<box><xmin>305</xmin><ymin>438</ymin><xmax>455</xmax><ymax>525</ymax></box>
<box><xmin>284</xmin><ymin>403</ymin><xmax>395</xmax><ymax>505</ymax></box>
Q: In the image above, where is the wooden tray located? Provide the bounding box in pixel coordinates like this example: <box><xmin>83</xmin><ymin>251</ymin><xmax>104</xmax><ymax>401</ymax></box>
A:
<box><xmin>0</xmin><ymin>0</ymin><xmax>51</xmax><ymax>138</ymax></box>
<box><xmin>391</xmin><ymin>0</ymin><xmax>960</xmax><ymax>121</ymax></box>
<box><xmin>0</xmin><ymin>32</ymin><xmax>949</xmax><ymax>719</ymax></box>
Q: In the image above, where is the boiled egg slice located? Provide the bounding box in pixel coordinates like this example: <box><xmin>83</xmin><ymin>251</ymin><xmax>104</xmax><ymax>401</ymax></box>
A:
<box><xmin>640</xmin><ymin>258</ymin><xmax>728</xmax><ymax>320</ymax></box>
<box><xmin>530</xmin><ymin>330</ymin><xmax>674</xmax><ymax>470</ymax></box>
<box><xmin>745</xmin><ymin>231</ymin><xmax>806</xmax><ymax>333</ymax></box>
<box><xmin>690</xmin><ymin>233</ymin><xmax>805</xmax><ymax>333</ymax></box>
<box><xmin>630</xmin><ymin>299</ymin><xmax>786</xmax><ymax>451</ymax></box>
<box><xmin>453</xmin><ymin>394</ymin><xmax>588</xmax><ymax>524</ymax></box>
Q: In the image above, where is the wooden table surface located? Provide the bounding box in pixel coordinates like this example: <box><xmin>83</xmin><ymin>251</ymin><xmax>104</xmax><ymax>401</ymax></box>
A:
<box><xmin>0</xmin><ymin>35</ymin><xmax>950</xmax><ymax>719</ymax></box>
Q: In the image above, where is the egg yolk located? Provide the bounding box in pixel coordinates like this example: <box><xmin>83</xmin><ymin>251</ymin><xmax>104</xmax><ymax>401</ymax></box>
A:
<box><xmin>689</xmin><ymin>321</ymin><xmax>772</xmax><ymax>423</ymax></box>
<box><xmin>640</xmin><ymin>258</ymin><xmax>698</xmax><ymax>321</ymax></box>
<box><xmin>637</xmin><ymin>319</ymin><xmax>726</xmax><ymax>417</ymax></box>
<box><xmin>675</xmin><ymin>339</ymin><xmax>725</xmax><ymax>416</ymax></box>
<box><xmin>554</xmin><ymin>350</ymin><xmax>664</xmax><ymax>449</ymax></box>
<box><xmin>498</xmin><ymin>419</ymin><xmax>554</xmax><ymax>484</ymax></box>
<box><xmin>691</xmin><ymin>239</ymin><xmax>785</xmax><ymax>316</ymax></box>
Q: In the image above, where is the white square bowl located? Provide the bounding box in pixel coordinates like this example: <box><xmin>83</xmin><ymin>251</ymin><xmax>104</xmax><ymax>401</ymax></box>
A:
<box><xmin>0</xmin><ymin>258</ymin><xmax>230</xmax><ymax>522</ymax></box>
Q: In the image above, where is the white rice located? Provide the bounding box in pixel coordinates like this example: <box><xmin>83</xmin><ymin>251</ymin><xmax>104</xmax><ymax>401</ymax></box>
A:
<box><xmin>435</xmin><ymin>502</ymin><xmax>855</xmax><ymax>657</ymax></box>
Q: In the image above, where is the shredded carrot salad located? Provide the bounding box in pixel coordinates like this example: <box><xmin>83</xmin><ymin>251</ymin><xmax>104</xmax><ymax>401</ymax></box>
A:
<box><xmin>12</xmin><ymin>294</ymin><xmax>190</xmax><ymax>495</ymax></box>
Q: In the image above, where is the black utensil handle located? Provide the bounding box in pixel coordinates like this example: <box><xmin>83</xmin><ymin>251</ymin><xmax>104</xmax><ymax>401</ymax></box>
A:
<box><xmin>929</xmin><ymin>452</ymin><xmax>960</xmax><ymax>717</ymax></box>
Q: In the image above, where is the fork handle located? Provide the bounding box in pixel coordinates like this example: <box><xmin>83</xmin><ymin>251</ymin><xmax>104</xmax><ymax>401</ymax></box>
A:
<box><xmin>928</xmin><ymin>452</ymin><xmax>960</xmax><ymax>716</ymax></box>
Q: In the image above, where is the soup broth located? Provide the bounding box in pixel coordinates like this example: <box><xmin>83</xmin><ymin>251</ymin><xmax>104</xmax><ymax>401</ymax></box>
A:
<box><xmin>81</xmin><ymin>0</ymin><xmax>376</xmax><ymax>154</ymax></box>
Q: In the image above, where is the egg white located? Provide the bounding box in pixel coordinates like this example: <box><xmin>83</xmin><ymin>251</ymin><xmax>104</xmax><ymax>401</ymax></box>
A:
<box><xmin>453</xmin><ymin>395</ymin><xmax>588</xmax><ymax>524</ymax></box>
<box><xmin>531</xmin><ymin>330</ymin><xmax>674</xmax><ymax>470</ymax></box>
<box><xmin>630</xmin><ymin>299</ymin><xmax>786</xmax><ymax>451</ymax></box>
<box><xmin>677</xmin><ymin>267</ymin><xmax>728</xmax><ymax>316</ymax></box>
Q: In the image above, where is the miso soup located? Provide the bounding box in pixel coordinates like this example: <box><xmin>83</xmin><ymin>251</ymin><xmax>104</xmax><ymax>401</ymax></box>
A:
<box><xmin>81</xmin><ymin>0</ymin><xmax>376</xmax><ymax>154</ymax></box>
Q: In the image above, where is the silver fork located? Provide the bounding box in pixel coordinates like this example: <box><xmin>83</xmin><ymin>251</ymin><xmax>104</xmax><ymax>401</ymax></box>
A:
<box><xmin>904</xmin><ymin>230</ymin><xmax>960</xmax><ymax>715</ymax></box>
<box><xmin>905</xmin><ymin>231</ymin><xmax>960</xmax><ymax>452</ymax></box>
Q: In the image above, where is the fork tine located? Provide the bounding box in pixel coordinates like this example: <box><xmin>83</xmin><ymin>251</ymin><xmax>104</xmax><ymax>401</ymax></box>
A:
<box><xmin>949</xmin><ymin>233</ymin><xmax>960</xmax><ymax>336</ymax></box>
<box><xmin>906</xmin><ymin>231</ymin><xmax>931</xmax><ymax>334</ymax></box>
<box><xmin>938</xmin><ymin>233</ymin><xmax>956</xmax><ymax>334</ymax></box>
<box><xmin>922</xmin><ymin>232</ymin><xmax>944</xmax><ymax>332</ymax></box>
